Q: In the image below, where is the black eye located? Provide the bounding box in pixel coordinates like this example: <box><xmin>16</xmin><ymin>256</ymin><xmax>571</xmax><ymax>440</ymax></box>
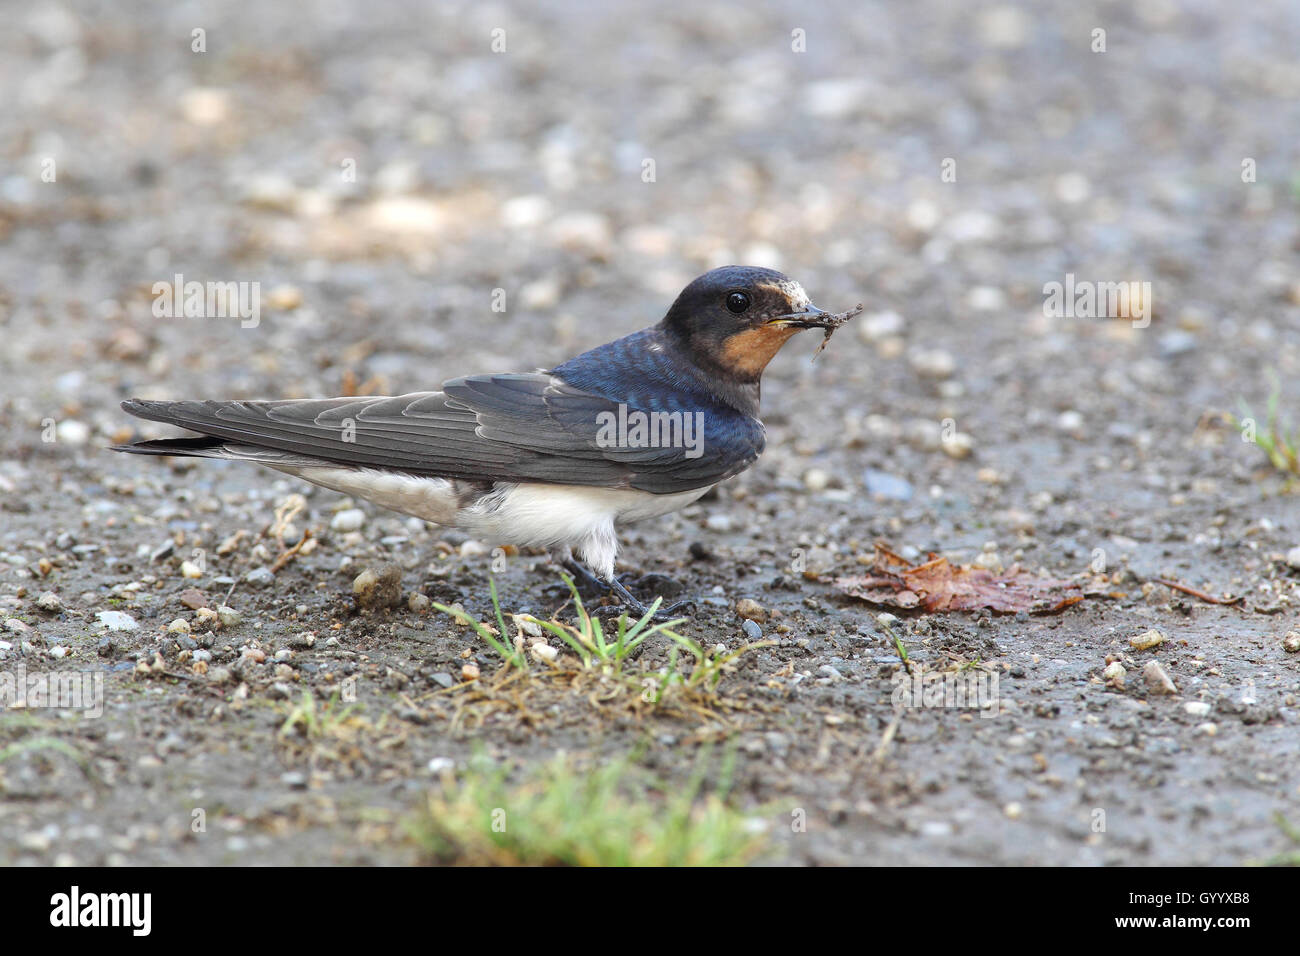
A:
<box><xmin>726</xmin><ymin>291</ymin><xmax>750</xmax><ymax>314</ymax></box>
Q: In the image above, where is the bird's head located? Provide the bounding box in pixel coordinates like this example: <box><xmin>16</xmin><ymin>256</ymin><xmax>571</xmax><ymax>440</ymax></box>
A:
<box><xmin>662</xmin><ymin>265</ymin><xmax>854</xmax><ymax>382</ymax></box>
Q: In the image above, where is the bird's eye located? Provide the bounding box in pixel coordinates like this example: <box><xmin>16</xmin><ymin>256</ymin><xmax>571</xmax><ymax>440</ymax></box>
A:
<box><xmin>725</xmin><ymin>291</ymin><xmax>751</xmax><ymax>314</ymax></box>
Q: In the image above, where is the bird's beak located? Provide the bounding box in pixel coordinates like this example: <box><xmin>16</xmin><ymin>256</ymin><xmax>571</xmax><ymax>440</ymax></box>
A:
<box><xmin>766</xmin><ymin>304</ymin><xmax>834</xmax><ymax>329</ymax></box>
<box><xmin>768</xmin><ymin>303</ymin><xmax>866</xmax><ymax>330</ymax></box>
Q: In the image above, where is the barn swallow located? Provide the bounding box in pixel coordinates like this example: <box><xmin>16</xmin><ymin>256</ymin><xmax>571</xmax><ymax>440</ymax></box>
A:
<box><xmin>115</xmin><ymin>266</ymin><xmax>861</xmax><ymax>615</ymax></box>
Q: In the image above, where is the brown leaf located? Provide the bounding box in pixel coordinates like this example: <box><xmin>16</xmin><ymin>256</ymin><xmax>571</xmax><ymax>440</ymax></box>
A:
<box><xmin>836</xmin><ymin>545</ymin><xmax>1084</xmax><ymax>615</ymax></box>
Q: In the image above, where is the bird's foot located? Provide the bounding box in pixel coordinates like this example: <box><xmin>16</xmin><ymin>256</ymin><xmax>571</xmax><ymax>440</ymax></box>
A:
<box><xmin>608</xmin><ymin>576</ymin><xmax>694</xmax><ymax>621</ymax></box>
<box><xmin>556</xmin><ymin>557</ymin><xmax>692</xmax><ymax>620</ymax></box>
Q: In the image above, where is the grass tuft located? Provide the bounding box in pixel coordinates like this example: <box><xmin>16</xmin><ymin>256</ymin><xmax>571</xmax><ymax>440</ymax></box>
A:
<box><xmin>409</xmin><ymin>748</ymin><xmax>767</xmax><ymax>866</ymax></box>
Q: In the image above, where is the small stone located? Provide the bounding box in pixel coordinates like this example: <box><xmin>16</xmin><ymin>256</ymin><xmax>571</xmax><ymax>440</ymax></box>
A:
<box><xmin>290</xmin><ymin>632</ymin><xmax>316</xmax><ymax>649</ymax></box>
<box><xmin>1283</xmin><ymin>632</ymin><xmax>1300</xmax><ymax>653</ymax></box>
<box><xmin>267</xmin><ymin>285</ymin><xmax>303</xmax><ymax>311</ymax></box>
<box><xmin>245</xmin><ymin>567</ymin><xmax>275</xmax><ymax>588</ymax></box>
<box><xmin>35</xmin><ymin>592</ymin><xmax>63</xmax><ymax>613</ymax></box>
<box><xmin>1130</xmin><ymin>629</ymin><xmax>1165</xmax><ymax>651</ymax></box>
<box><xmin>461</xmin><ymin>662</ymin><xmax>480</xmax><ymax>681</ymax></box>
<box><xmin>195</xmin><ymin>607</ymin><xmax>219</xmax><ymax>628</ymax></box>
<box><xmin>856</xmin><ymin>309</ymin><xmax>905</xmax><ymax>342</ymax></box>
<box><xmin>862</xmin><ymin>469</ymin><xmax>914</xmax><ymax>501</ymax></box>
<box><xmin>1003</xmin><ymin>802</ymin><xmax>1023</xmax><ymax>820</ymax></box>
<box><xmin>530</xmin><ymin>642</ymin><xmax>558</xmax><ymax>662</ymax></box>
<box><xmin>459</xmin><ymin>540</ymin><xmax>488</xmax><ymax>558</ymax></box>
<box><xmin>281</xmin><ymin>771</ymin><xmax>308</xmax><ymax>789</ymax></box>
<box><xmin>96</xmin><ymin>610</ymin><xmax>138</xmax><ymax>631</ymax></box>
<box><xmin>427</xmin><ymin>757</ymin><xmax>455</xmax><ymax>774</ymax></box>
<box><xmin>166</xmin><ymin>618</ymin><xmax>191</xmax><ymax>635</ymax></box>
<box><xmin>908</xmin><ymin>348</ymin><xmax>956</xmax><ymax>379</ymax></box>
<box><xmin>330</xmin><ymin>508</ymin><xmax>366</xmax><ymax>533</ymax></box>
<box><xmin>1056</xmin><ymin>410</ymin><xmax>1085</xmax><ymax>433</ymax></box>
<box><xmin>430</xmin><ymin>672</ymin><xmax>455</xmax><ymax>689</ymax></box>
<box><xmin>1197</xmin><ymin>722</ymin><xmax>1217</xmax><ymax>736</ymax></box>
<box><xmin>209</xmin><ymin>666</ymin><xmax>233</xmax><ymax>685</ymax></box>
<box><xmin>941</xmin><ymin>432</ymin><xmax>975</xmax><ymax>459</ymax></box>
<box><xmin>179</xmin><ymin>560</ymin><xmax>203</xmax><ymax>579</ymax></box>
<box><xmin>408</xmin><ymin>593</ymin><xmax>431</xmax><ymax>613</ymax></box>
<box><xmin>734</xmin><ymin>598</ymin><xmax>767</xmax><ymax>623</ymax></box>
<box><xmin>1286</xmin><ymin>546</ymin><xmax>1300</xmax><ymax>569</ymax></box>
<box><xmin>217</xmin><ymin>606</ymin><xmax>242</xmax><ymax>629</ymax></box>
<box><xmin>802</xmin><ymin>468</ymin><xmax>830</xmax><ymax>492</ymax></box>
<box><xmin>353</xmin><ymin>565</ymin><xmax>402</xmax><ymax>609</ymax></box>
<box><xmin>706</xmin><ymin>514</ymin><xmax>734</xmax><ymax>533</ymax></box>
<box><xmin>150</xmin><ymin>541</ymin><xmax>175</xmax><ymax>563</ymax></box>
<box><xmin>178</xmin><ymin>588</ymin><xmax>208</xmax><ymax>610</ymax></box>
<box><xmin>1142</xmin><ymin>660</ymin><xmax>1177</xmax><ymax>695</ymax></box>
<box><xmin>1184</xmin><ymin>701</ymin><xmax>1212</xmax><ymax>717</ymax></box>
<box><xmin>741</xmin><ymin>619</ymin><xmax>762</xmax><ymax>641</ymax></box>
<box><xmin>1102</xmin><ymin>661</ymin><xmax>1126</xmax><ymax>685</ymax></box>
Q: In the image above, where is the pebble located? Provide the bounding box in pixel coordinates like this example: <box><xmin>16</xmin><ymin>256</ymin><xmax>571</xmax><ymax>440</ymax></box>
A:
<box><xmin>96</xmin><ymin>610</ymin><xmax>138</xmax><ymax>631</ymax></box>
<box><xmin>908</xmin><ymin>348</ymin><xmax>956</xmax><ymax>379</ymax></box>
<box><xmin>290</xmin><ymin>632</ymin><xmax>316</xmax><ymax>648</ymax></box>
<box><xmin>166</xmin><ymin>618</ymin><xmax>191</xmax><ymax>635</ymax></box>
<box><xmin>217</xmin><ymin>606</ymin><xmax>242</xmax><ymax>629</ymax></box>
<box><xmin>1130</xmin><ymin>629</ymin><xmax>1165</xmax><ymax>651</ymax></box>
<box><xmin>330</xmin><ymin>508</ymin><xmax>366</xmax><ymax>532</ymax></box>
<box><xmin>245</xmin><ymin>567</ymin><xmax>275</xmax><ymax>588</ymax></box>
<box><xmin>352</xmin><ymin>565</ymin><xmax>403</xmax><ymax>609</ymax></box>
<box><xmin>1057</xmin><ymin>410</ymin><xmax>1085</xmax><ymax>433</ymax></box>
<box><xmin>180</xmin><ymin>560</ymin><xmax>203</xmax><ymax>579</ymax></box>
<box><xmin>461</xmin><ymin>662</ymin><xmax>480</xmax><ymax>681</ymax></box>
<box><xmin>856</xmin><ymin>309</ymin><xmax>905</xmax><ymax>342</ymax></box>
<box><xmin>430</xmin><ymin>672</ymin><xmax>454</xmax><ymax>689</ymax></box>
<box><xmin>281</xmin><ymin>771</ymin><xmax>308</xmax><ymax>789</ymax></box>
<box><xmin>803</xmin><ymin>468</ymin><xmax>830</xmax><ymax>492</ymax></box>
<box><xmin>1142</xmin><ymin>660</ymin><xmax>1177</xmax><ymax>695</ymax></box>
<box><xmin>530</xmin><ymin>642</ymin><xmax>558</xmax><ymax>662</ymax></box>
<box><xmin>705</xmin><ymin>514</ymin><xmax>734</xmax><ymax>533</ymax></box>
<box><xmin>741</xmin><ymin>619</ymin><xmax>762</xmax><ymax>641</ymax></box>
<box><xmin>1102</xmin><ymin>661</ymin><xmax>1126</xmax><ymax>685</ymax></box>
<box><xmin>734</xmin><ymin>598</ymin><xmax>767</xmax><ymax>623</ymax></box>
<box><xmin>941</xmin><ymin>432</ymin><xmax>975</xmax><ymax>459</ymax></box>
<box><xmin>1184</xmin><ymin>701</ymin><xmax>1212</xmax><ymax>717</ymax></box>
<box><xmin>178</xmin><ymin>588</ymin><xmax>208</xmax><ymax>610</ymax></box>
<box><xmin>427</xmin><ymin>757</ymin><xmax>455</xmax><ymax>774</ymax></box>
<box><xmin>862</xmin><ymin>469</ymin><xmax>914</xmax><ymax>501</ymax></box>
<box><xmin>35</xmin><ymin>592</ymin><xmax>62</xmax><ymax>613</ymax></box>
<box><xmin>207</xmin><ymin>666</ymin><xmax>233</xmax><ymax>685</ymax></box>
<box><xmin>408</xmin><ymin>593</ymin><xmax>431</xmax><ymax>613</ymax></box>
<box><xmin>1197</xmin><ymin>723</ymin><xmax>1218</xmax><ymax>736</ymax></box>
<box><xmin>1286</xmin><ymin>547</ymin><xmax>1300</xmax><ymax>569</ymax></box>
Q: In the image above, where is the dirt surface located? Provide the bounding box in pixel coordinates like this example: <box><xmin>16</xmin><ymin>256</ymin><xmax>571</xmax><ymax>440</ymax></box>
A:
<box><xmin>2</xmin><ymin>0</ymin><xmax>1300</xmax><ymax>866</ymax></box>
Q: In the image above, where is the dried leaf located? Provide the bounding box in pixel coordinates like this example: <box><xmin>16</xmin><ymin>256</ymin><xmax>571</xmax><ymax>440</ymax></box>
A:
<box><xmin>836</xmin><ymin>545</ymin><xmax>1084</xmax><ymax>615</ymax></box>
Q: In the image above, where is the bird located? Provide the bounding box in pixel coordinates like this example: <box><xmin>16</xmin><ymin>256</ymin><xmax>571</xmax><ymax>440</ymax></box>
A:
<box><xmin>114</xmin><ymin>265</ymin><xmax>860</xmax><ymax>616</ymax></box>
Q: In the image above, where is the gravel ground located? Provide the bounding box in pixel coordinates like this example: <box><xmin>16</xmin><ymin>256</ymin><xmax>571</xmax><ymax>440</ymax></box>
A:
<box><xmin>2</xmin><ymin>0</ymin><xmax>1300</xmax><ymax>865</ymax></box>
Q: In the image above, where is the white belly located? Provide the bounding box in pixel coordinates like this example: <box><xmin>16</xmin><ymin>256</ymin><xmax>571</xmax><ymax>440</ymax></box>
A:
<box><xmin>283</xmin><ymin>466</ymin><xmax>710</xmax><ymax>580</ymax></box>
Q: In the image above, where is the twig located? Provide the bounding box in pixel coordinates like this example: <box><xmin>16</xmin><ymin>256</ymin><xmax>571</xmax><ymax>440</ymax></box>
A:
<box><xmin>270</xmin><ymin>528</ymin><xmax>313</xmax><ymax>573</ymax></box>
<box><xmin>1149</xmin><ymin>578</ymin><xmax>1243</xmax><ymax>606</ymax></box>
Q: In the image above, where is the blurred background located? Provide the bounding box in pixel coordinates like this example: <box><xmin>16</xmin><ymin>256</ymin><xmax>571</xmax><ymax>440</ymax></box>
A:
<box><xmin>3</xmin><ymin>0</ymin><xmax>1300</xmax><ymax>868</ymax></box>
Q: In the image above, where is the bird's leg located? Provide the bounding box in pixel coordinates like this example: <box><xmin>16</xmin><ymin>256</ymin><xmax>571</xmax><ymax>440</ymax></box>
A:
<box><xmin>553</xmin><ymin>550</ymin><xmax>692</xmax><ymax>620</ymax></box>
<box><xmin>607</xmin><ymin>576</ymin><xmax>694</xmax><ymax>620</ymax></box>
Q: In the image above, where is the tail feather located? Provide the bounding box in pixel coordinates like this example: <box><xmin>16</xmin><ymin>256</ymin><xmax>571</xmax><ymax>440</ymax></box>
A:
<box><xmin>111</xmin><ymin>435</ymin><xmax>227</xmax><ymax>457</ymax></box>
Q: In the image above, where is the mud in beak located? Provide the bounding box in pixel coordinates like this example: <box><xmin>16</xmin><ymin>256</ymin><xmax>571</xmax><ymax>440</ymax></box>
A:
<box><xmin>767</xmin><ymin>303</ymin><xmax>862</xmax><ymax>329</ymax></box>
